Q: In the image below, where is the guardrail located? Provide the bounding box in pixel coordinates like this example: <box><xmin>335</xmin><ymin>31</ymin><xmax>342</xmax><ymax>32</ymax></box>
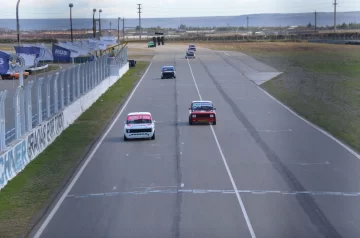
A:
<box><xmin>0</xmin><ymin>47</ymin><xmax>128</xmax><ymax>150</ymax></box>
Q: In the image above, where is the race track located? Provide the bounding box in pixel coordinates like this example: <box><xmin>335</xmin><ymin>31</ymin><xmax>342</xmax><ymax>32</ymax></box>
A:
<box><xmin>31</xmin><ymin>45</ymin><xmax>360</xmax><ymax>238</ymax></box>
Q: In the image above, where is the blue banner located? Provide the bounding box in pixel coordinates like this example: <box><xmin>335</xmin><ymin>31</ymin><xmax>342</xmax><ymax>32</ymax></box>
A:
<box><xmin>0</xmin><ymin>51</ymin><xmax>10</xmax><ymax>74</ymax></box>
<box><xmin>14</xmin><ymin>46</ymin><xmax>41</xmax><ymax>59</ymax></box>
<box><xmin>52</xmin><ymin>44</ymin><xmax>71</xmax><ymax>62</ymax></box>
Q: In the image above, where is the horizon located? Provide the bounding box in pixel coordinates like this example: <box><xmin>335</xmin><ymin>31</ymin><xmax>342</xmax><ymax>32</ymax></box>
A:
<box><xmin>0</xmin><ymin>10</ymin><xmax>359</xmax><ymax>20</ymax></box>
<box><xmin>1</xmin><ymin>0</ymin><xmax>360</xmax><ymax>19</ymax></box>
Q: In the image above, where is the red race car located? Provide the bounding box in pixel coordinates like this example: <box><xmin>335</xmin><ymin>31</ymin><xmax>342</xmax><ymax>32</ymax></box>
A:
<box><xmin>188</xmin><ymin>100</ymin><xmax>216</xmax><ymax>125</ymax></box>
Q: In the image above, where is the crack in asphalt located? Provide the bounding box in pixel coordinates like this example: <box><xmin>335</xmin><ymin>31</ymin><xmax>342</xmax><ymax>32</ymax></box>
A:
<box><xmin>198</xmin><ymin>56</ymin><xmax>342</xmax><ymax>238</ymax></box>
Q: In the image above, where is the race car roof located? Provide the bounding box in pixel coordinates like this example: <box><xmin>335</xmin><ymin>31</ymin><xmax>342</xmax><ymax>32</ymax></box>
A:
<box><xmin>192</xmin><ymin>100</ymin><xmax>212</xmax><ymax>104</ymax></box>
<box><xmin>162</xmin><ymin>66</ymin><xmax>174</xmax><ymax>70</ymax></box>
<box><xmin>128</xmin><ymin>112</ymin><xmax>151</xmax><ymax>116</ymax></box>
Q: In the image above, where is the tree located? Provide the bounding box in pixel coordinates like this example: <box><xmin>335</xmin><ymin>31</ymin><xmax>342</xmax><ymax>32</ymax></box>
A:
<box><xmin>135</xmin><ymin>26</ymin><xmax>140</xmax><ymax>31</ymax></box>
<box><xmin>307</xmin><ymin>22</ymin><xmax>312</xmax><ymax>28</ymax></box>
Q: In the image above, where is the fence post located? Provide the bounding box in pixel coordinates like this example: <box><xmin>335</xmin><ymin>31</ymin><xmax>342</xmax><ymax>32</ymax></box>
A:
<box><xmin>66</xmin><ymin>69</ymin><xmax>70</xmax><ymax>105</ymax></box>
<box><xmin>91</xmin><ymin>61</ymin><xmax>97</xmax><ymax>88</ymax></box>
<box><xmin>25</xmin><ymin>80</ymin><xmax>34</xmax><ymax>133</ymax></box>
<box><xmin>59</xmin><ymin>70</ymin><xmax>65</xmax><ymax>110</ymax></box>
<box><xmin>72</xmin><ymin>67</ymin><xmax>76</xmax><ymax>101</ymax></box>
<box><xmin>53</xmin><ymin>72</ymin><xmax>59</xmax><ymax>113</ymax></box>
<box><xmin>84</xmin><ymin>63</ymin><xmax>89</xmax><ymax>92</ymax></box>
<box><xmin>36</xmin><ymin>77</ymin><xmax>44</xmax><ymax>125</ymax></box>
<box><xmin>20</xmin><ymin>86</ymin><xmax>26</xmax><ymax>136</ymax></box>
<box><xmin>77</xmin><ymin>65</ymin><xmax>80</xmax><ymax>98</ymax></box>
<box><xmin>46</xmin><ymin>75</ymin><xmax>52</xmax><ymax>119</ymax></box>
<box><xmin>13</xmin><ymin>87</ymin><xmax>21</xmax><ymax>140</ymax></box>
<box><xmin>0</xmin><ymin>91</ymin><xmax>7</xmax><ymax>150</ymax></box>
<box><xmin>80</xmin><ymin>64</ymin><xmax>85</xmax><ymax>95</ymax></box>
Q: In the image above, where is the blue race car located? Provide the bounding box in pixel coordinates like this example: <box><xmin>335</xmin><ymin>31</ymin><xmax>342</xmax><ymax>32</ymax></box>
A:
<box><xmin>161</xmin><ymin>66</ymin><xmax>176</xmax><ymax>79</ymax></box>
<box><xmin>185</xmin><ymin>50</ymin><xmax>195</xmax><ymax>59</ymax></box>
<box><xmin>188</xmin><ymin>44</ymin><xmax>196</xmax><ymax>51</ymax></box>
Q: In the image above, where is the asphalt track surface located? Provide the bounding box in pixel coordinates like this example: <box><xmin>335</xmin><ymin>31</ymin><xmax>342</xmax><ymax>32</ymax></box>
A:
<box><xmin>31</xmin><ymin>45</ymin><xmax>360</xmax><ymax>238</ymax></box>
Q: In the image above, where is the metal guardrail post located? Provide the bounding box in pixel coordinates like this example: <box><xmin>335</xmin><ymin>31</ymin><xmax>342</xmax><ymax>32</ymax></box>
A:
<box><xmin>25</xmin><ymin>81</ymin><xmax>34</xmax><ymax>132</ymax></box>
<box><xmin>13</xmin><ymin>87</ymin><xmax>21</xmax><ymax>140</ymax></box>
<box><xmin>46</xmin><ymin>75</ymin><xmax>51</xmax><ymax>119</ymax></box>
<box><xmin>53</xmin><ymin>72</ymin><xmax>59</xmax><ymax>113</ymax></box>
<box><xmin>59</xmin><ymin>70</ymin><xmax>65</xmax><ymax>110</ymax></box>
<box><xmin>0</xmin><ymin>91</ymin><xmax>7</xmax><ymax>150</ymax></box>
<box><xmin>36</xmin><ymin>77</ymin><xmax>44</xmax><ymax>125</ymax></box>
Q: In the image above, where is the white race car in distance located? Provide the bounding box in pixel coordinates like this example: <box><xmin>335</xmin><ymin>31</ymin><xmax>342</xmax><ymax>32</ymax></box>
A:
<box><xmin>124</xmin><ymin>112</ymin><xmax>155</xmax><ymax>141</ymax></box>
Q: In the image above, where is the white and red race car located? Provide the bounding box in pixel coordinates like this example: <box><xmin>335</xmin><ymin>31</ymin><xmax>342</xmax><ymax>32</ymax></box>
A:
<box><xmin>124</xmin><ymin>112</ymin><xmax>156</xmax><ymax>140</ymax></box>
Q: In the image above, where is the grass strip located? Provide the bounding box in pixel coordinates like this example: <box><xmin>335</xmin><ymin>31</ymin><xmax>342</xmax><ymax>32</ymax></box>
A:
<box><xmin>0</xmin><ymin>61</ymin><xmax>149</xmax><ymax>238</ymax></box>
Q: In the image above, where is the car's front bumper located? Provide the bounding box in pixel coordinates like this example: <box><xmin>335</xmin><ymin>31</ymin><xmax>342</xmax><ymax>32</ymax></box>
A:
<box><xmin>125</xmin><ymin>130</ymin><xmax>154</xmax><ymax>139</ymax></box>
<box><xmin>162</xmin><ymin>73</ymin><xmax>175</xmax><ymax>78</ymax></box>
<box><xmin>191</xmin><ymin>118</ymin><xmax>216</xmax><ymax>123</ymax></box>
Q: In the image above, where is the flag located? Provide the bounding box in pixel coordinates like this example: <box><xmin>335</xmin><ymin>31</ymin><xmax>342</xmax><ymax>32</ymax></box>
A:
<box><xmin>0</xmin><ymin>51</ymin><xmax>10</xmax><ymax>74</ymax></box>
<box><xmin>52</xmin><ymin>44</ymin><xmax>71</xmax><ymax>62</ymax></box>
<box><xmin>58</xmin><ymin>42</ymin><xmax>81</xmax><ymax>58</ymax></box>
<box><xmin>100</xmin><ymin>36</ymin><xmax>117</xmax><ymax>46</ymax></box>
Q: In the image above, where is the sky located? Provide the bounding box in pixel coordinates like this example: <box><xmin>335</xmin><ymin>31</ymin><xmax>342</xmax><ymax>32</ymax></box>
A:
<box><xmin>1</xmin><ymin>0</ymin><xmax>359</xmax><ymax>19</ymax></box>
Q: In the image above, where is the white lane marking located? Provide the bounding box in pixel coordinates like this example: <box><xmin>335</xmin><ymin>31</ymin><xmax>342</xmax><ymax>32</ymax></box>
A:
<box><xmin>207</xmin><ymin>48</ymin><xmax>360</xmax><ymax>160</ymax></box>
<box><xmin>33</xmin><ymin>59</ymin><xmax>154</xmax><ymax>238</ymax></box>
<box><xmin>187</xmin><ymin>59</ymin><xmax>256</xmax><ymax>238</ymax></box>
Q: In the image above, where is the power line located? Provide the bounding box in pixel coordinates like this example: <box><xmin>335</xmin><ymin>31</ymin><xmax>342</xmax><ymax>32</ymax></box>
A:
<box><xmin>137</xmin><ymin>4</ymin><xmax>142</xmax><ymax>40</ymax></box>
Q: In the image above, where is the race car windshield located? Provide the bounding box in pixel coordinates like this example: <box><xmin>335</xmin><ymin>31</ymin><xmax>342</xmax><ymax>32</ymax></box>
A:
<box><xmin>191</xmin><ymin>103</ymin><xmax>213</xmax><ymax>111</ymax></box>
<box><xmin>162</xmin><ymin>67</ymin><xmax>174</xmax><ymax>71</ymax></box>
<box><xmin>127</xmin><ymin>115</ymin><xmax>152</xmax><ymax>124</ymax></box>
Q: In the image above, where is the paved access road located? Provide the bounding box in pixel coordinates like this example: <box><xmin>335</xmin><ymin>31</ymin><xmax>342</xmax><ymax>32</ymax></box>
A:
<box><xmin>31</xmin><ymin>45</ymin><xmax>360</xmax><ymax>238</ymax></box>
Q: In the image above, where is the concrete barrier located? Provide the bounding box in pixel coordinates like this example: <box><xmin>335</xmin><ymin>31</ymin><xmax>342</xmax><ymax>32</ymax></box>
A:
<box><xmin>0</xmin><ymin>62</ymin><xmax>129</xmax><ymax>191</ymax></box>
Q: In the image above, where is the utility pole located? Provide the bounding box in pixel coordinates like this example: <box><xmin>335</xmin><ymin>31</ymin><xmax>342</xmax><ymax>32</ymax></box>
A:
<box><xmin>123</xmin><ymin>18</ymin><xmax>125</xmax><ymax>39</ymax></box>
<box><xmin>314</xmin><ymin>11</ymin><xmax>317</xmax><ymax>33</ymax></box>
<box><xmin>93</xmin><ymin>9</ymin><xmax>96</xmax><ymax>38</ymax></box>
<box><xmin>137</xmin><ymin>4</ymin><xmax>142</xmax><ymax>40</ymax></box>
<box><xmin>117</xmin><ymin>17</ymin><xmax>120</xmax><ymax>43</ymax></box>
<box><xmin>333</xmin><ymin>0</ymin><xmax>338</xmax><ymax>33</ymax></box>
<box><xmin>16</xmin><ymin>0</ymin><xmax>20</xmax><ymax>46</ymax></box>
<box><xmin>110</xmin><ymin>21</ymin><xmax>112</xmax><ymax>30</ymax></box>
<box><xmin>246</xmin><ymin>16</ymin><xmax>249</xmax><ymax>32</ymax></box>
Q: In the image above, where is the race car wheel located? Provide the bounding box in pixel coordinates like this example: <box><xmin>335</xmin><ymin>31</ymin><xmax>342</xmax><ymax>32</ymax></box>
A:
<box><xmin>213</xmin><ymin>120</ymin><xmax>216</xmax><ymax>125</ymax></box>
<box><xmin>124</xmin><ymin>134</ymin><xmax>128</xmax><ymax>141</ymax></box>
<box><xmin>151</xmin><ymin>131</ymin><xmax>155</xmax><ymax>140</ymax></box>
<box><xmin>189</xmin><ymin>118</ymin><xmax>193</xmax><ymax>125</ymax></box>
